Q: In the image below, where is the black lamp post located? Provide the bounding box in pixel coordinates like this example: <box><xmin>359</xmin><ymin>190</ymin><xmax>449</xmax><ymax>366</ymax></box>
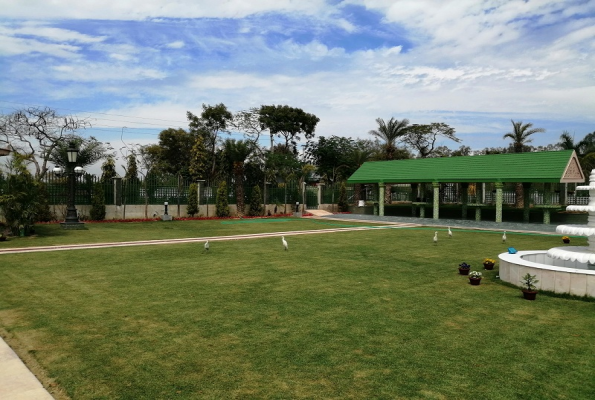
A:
<box><xmin>54</xmin><ymin>142</ymin><xmax>86</xmax><ymax>229</ymax></box>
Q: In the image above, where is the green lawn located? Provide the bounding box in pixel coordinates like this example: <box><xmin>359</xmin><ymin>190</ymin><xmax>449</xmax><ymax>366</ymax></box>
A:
<box><xmin>1</xmin><ymin>220</ymin><xmax>594</xmax><ymax>399</ymax></box>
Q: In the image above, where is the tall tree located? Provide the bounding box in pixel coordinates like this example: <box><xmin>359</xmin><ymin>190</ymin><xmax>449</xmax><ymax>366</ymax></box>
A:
<box><xmin>155</xmin><ymin>128</ymin><xmax>195</xmax><ymax>176</ymax></box>
<box><xmin>368</xmin><ymin>117</ymin><xmax>409</xmax><ymax>160</ymax></box>
<box><xmin>0</xmin><ymin>107</ymin><xmax>90</xmax><ymax>180</ymax></box>
<box><xmin>402</xmin><ymin>122</ymin><xmax>460</xmax><ymax>158</ymax></box>
<box><xmin>100</xmin><ymin>156</ymin><xmax>117</xmax><ymax>183</ymax></box>
<box><xmin>223</xmin><ymin>139</ymin><xmax>254</xmax><ymax>216</ymax></box>
<box><xmin>188</xmin><ymin>103</ymin><xmax>233</xmax><ymax>180</ymax></box>
<box><xmin>503</xmin><ymin>120</ymin><xmax>545</xmax><ymax>153</ymax></box>
<box><xmin>258</xmin><ymin>105</ymin><xmax>319</xmax><ymax>152</ymax></box>
<box><xmin>305</xmin><ymin>136</ymin><xmax>355</xmax><ymax>185</ymax></box>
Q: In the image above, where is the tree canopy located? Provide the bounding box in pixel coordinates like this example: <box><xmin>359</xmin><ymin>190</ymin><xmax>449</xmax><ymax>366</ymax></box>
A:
<box><xmin>259</xmin><ymin>105</ymin><xmax>319</xmax><ymax>152</ymax></box>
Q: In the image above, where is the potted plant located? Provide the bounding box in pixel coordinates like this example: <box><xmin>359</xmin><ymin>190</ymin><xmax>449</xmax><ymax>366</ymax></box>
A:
<box><xmin>562</xmin><ymin>236</ymin><xmax>570</xmax><ymax>244</ymax></box>
<box><xmin>0</xmin><ymin>233</ymin><xmax>6</xmax><ymax>242</ymax></box>
<box><xmin>483</xmin><ymin>258</ymin><xmax>496</xmax><ymax>270</ymax></box>
<box><xmin>468</xmin><ymin>271</ymin><xmax>482</xmax><ymax>285</ymax></box>
<box><xmin>458</xmin><ymin>262</ymin><xmax>471</xmax><ymax>275</ymax></box>
<box><xmin>520</xmin><ymin>273</ymin><xmax>539</xmax><ymax>300</ymax></box>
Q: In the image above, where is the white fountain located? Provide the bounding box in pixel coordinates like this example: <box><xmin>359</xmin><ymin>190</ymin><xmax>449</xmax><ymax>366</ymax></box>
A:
<box><xmin>499</xmin><ymin>170</ymin><xmax>595</xmax><ymax>297</ymax></box>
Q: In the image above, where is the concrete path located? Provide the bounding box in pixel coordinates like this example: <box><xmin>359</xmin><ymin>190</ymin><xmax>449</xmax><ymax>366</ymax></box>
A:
<box><xmin>0</xmin><ymin>338</ymin><xmax>54</xmax><ymax>399</ymax></box>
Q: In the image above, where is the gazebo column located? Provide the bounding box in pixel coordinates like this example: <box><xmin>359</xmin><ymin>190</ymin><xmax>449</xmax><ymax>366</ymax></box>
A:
<box><xmin>495</xmin><ymin>182</ymin><xmax>503</xmax><ymax>223</ymax></box>
<box><xmin>378</xmin><ymin>183</ymin><xmax>385</xmax><ymax>216</ymax></box>
<box><xmin>543</xmin><ymin>182</ymin><xmax>552</xmax><ymax>224</ymax></box>
<box><xmin>560</xmin><ymin>183</ymin><xmax>567</xmax><ymax>206</ymax></box>
<box><xmin>461</xmin><ymin>182</ymin><xmax>469</xmax><ymax>219</ymax></box>
<box><xmin>523</xmin><ymin>182</ymin><xmax>532</xmax><ymax>223</ymax></box>
<box><xmin>432</xmin><ymin>182</ymin><xmax>440</xmax><ymax>220</ymax></box>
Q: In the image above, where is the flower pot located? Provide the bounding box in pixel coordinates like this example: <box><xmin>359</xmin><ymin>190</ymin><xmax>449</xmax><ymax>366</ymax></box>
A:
<box><xmin>563</xmin><ymin>239</ymin><xmax>570</xmax><ymax>244</ymax></box>
<box><xmin>483</xmin><ymin>263</ymin><xmax>494</xmax><ymax>270</ymax></box>
<box><xmin>469</xmin><ymin>277</ymin><xmax>482</xmax><ymax>285</ymax></box>
<box><xmin>522</xmin><ymin>290</ymin><xmax>537</xmax><ymax>300</ymax></box>
<box><xmin>459</xmin><ymin>268</ymin><xmax>470</xmax><ymax>275</ymax></box>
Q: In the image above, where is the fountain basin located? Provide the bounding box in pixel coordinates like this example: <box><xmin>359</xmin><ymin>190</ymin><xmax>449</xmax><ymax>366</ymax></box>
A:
<box><xmin>499</xmin><ymin>250</ymin><xmax>595</xmax><ymax>298</ymax></box>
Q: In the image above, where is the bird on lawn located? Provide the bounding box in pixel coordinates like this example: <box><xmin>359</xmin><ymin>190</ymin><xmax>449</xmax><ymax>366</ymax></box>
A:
<box><xmin>448</xmin><ymin>226</ymin><xmax>453</xmax><ymax>238</ymax></box>
<box><xmin>433</xmin><ymin>231</ymin><xmax>438</xmax><ymax>245</ymax></box>
<box><xmin>204</xmin><ymin>240</ymin><xmax>209</xmax><ymax>252</ymax></box>
<box><xmin>282</xmin><ymin>236</ymin><xmax>288</xmax><ymax>251</ymax></box>
<box><xmin>502</xmin><ymin>231</ymin><xmax>507</xmax><ymax>243</ymax></box>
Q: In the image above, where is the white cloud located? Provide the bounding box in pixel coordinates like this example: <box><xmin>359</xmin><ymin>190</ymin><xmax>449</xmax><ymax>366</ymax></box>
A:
<box><xmin>166</xmin><ymin>41</ymin><xmax>185</xmax><ymax>49</ymax></box>
<box><xmin>0</xmin><ymin>0</ymin><xmax>329</xmax><ymax>20</ymax></box>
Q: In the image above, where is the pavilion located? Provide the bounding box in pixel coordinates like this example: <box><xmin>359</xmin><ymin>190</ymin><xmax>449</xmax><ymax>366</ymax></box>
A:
<box><xmin>347</xmin><ymin>150</ymin><xmax>585</xmax><ymax>224</ymax></box>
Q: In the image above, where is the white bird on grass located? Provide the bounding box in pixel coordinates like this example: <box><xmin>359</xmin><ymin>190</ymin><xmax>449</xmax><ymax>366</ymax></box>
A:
<box><xmin>282</xmin><ymin>236</ymin><xmax>288</xmax><ymax>251</ymax></box>
<box><xmin>502</xmin><ymin>231</ymin><xmax>507</xmax><ymax>243</ymax></box>
<box><xmin>448</xmin><ymin>226</ymin><xmax>453</xmax><ymax>238</ymax></box>
<box><xmin>204</xmin><ymin>240</ymin><xmax>209</xmax><ymax>252</ymax></box>
<box><xmin>433</xmin><ymin>231</ymin><xmax>438</xmax><ymax>245</ymax></box>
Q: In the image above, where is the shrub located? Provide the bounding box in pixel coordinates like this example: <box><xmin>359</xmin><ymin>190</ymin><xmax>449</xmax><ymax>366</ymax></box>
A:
<box><xmin>337</xmin><ymin>181</ymin><xmax>349</xmax><ymax>212</ymax></box>
<box><xmin>247</xmin><ymin>185</ymin><xmax>264</xmax><ymax>216</ymax></box>
<box><xmin>187</xmin><ymin>183</ymin><xmax>199</xmax><ymax>217</ymax></box>
<box><xmin>215</xmin><ymin>181</ymin><xmax>230</xmax><ymax>218</ymax></box>
<box><xmin>90</xmin><ymin>183</ymin><xmax>106</xmax><ymax>221</ymax></box>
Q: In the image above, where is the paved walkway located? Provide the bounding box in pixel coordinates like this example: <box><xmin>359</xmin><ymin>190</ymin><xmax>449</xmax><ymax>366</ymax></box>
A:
<box><xmin>0</xmin><ymin>215</ymin><xmax>561</xmax><ymax>399</ymax></box>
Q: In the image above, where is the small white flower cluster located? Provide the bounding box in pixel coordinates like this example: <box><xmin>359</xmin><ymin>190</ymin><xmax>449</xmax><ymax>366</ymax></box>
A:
<box><xmin>469</xmin><ymin>271</ymin><xmax>483</xmax><ymax>278</ymax></box>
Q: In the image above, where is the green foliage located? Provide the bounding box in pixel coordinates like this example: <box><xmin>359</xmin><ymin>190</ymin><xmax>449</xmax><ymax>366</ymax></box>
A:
<box><xmin>100</xmin><ymin>156</ymin><xmax>117</xmax><ymax>183</ymax></box>
<box><xmin>155</xmin><ymin>128</ymin><xmax>195</xmax><ymax>176</ymax></box>
<box><xmin>187</xmin><ymin>183</ymin><xmax>199</xmax><ymax>217</ymax></box>
<box><xmin>124</xmin><ymin>153</ymin><xmax>139</xmax><ymax>182</ymax></box>
<box><xmin>258</xmin><ymin>104</ymin><xmax>319</xmax><ymax>151</ymax></box>
<box><xmin>50</xmin><ymin>135</ymin><xmax>113</xmax><ymax>170</ymax></box>
<box><xmin>215</xmin><ymin>181</ymin><xmax>230</xmax><ymax>217</ymax></box>
<box><xmin>189</xmin><ymin>136</ymin><xmax>208</xmax><ymax>180</ymax></box>
<box><xmin>503</xmin><ymin>120</ymin><xmax>545</xmax><ymax>153</ymax></box>
<box><xmin>305</xmin><ymin>135</ymin><xmax>356</xmax><ymax>184</ymax></box>
<box><xmin>521</xmin><ymin>273</ymin><xmax>539</xmax><ymax>291</ymax></box>
<box><xmin>402</xmin><ymin>122</ymin><xmax>460</xmax><ymax>158</ymax></box>
<box><xmin>337</xmin><ymin>181</ymin><xmax>349</xmax><ymax>212</ymax></box>
<box><xmin>368</xmin><ymin>117</ymin><xmax>409</xmax><ymax>160</ymax></box>
<box><xmin>0</xmin><ymin>154</ymin><xmax>45</xmax><ymax>235</ymax></box>
<box><xmin>247</xmin><ymin>185</ymin><xmax>264</xmax><ymax>216</ymax></box>
<box><xmin>90</xmin><ymin>183</ymin><xmax>106</xmax><ymax>221</ymax></box>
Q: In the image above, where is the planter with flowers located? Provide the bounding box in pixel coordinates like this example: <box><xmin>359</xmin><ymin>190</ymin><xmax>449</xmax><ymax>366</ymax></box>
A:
<box><xmin>468</xmin><ymin>271</ymin><xmax>483</xmax><ymax>285</ymax></box>
<box><xmin>483</xmin><ymin>258</ymin><xmax>496</xmax><ymax>270</ymax></box>
<box><xmin>562</xmin><ymin>236</ymin><xmax>570</xmax><ymax>244</ymax></box>
<box><xmin>458</xmin><ymin>262</ymin><xmax>471</xmax><ymax>275</ymax></box>
<box><xmin>520</xmin><ymin>273</ymin><xmax>539</xmax><ymax>300</ymax></box>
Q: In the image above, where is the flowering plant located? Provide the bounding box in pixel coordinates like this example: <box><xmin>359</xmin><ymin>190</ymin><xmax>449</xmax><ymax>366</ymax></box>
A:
<box><xmin>562</xmin><ymin>236</ymin><xmax>570</xmax><ymax>240</ymax></box>
<box><xmin>483</xmin><ymin>258</ymin><xmax>496</xmax><ymax>264</ymax></box>
<box><xmin>458</xmin><ymin>262</ymin><xmax>471</xmax><ymax>269</ymax></box>
<box><xmin>469</xmin><ymin>271</ymin><xmax>483</xmax><ymax>279</ymax></box>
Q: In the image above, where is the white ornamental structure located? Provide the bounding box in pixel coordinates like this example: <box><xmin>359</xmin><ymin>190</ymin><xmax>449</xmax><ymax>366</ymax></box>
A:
<box><xmin>548</xmin><ymin>169</ymin><xmax>595</xmax><ymax>265</ymax></box>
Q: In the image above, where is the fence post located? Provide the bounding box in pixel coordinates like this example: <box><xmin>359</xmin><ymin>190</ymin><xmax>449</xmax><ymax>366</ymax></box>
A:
<box><xmin>317</xmin><ymin>183</ymin><xmax>324</xmax><ymax>210</ymax></box>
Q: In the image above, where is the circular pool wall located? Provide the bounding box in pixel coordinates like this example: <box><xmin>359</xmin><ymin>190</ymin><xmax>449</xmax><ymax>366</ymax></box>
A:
<box><xmin>499</xmin><ymin>251</ymin><xmax>595</xmax><ymax>297</ymax></box>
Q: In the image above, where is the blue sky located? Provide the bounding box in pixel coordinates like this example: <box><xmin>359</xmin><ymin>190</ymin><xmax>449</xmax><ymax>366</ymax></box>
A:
<box><xmin>1</xmin><ymin>0</ymin><xmax>594</xmax><ymax>173</ymax></box>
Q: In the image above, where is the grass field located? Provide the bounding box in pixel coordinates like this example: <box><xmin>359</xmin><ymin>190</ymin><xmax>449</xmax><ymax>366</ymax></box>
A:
<box><xmin>1</xmin><ymin>218</ymin><xmax>594</xmax><ymax>399</ymax></box>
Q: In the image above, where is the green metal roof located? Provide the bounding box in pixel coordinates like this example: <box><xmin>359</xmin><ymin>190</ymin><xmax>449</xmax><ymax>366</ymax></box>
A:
<box><xmin>347</xmin><ymin>150</ymin><xmax>585</xmax><ymax>184</ymax></box>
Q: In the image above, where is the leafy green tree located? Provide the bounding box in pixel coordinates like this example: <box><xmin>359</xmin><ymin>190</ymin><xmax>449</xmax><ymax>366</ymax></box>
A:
<box><xmin>100</xmin><ymin>156</ymin><xmax>117</xmax><ymax>182</ymax></box>
<box><xmin>305</xmin><ymin>136</ymin><xmax>355</xmax><ymax>184</ymax></box>
<box><xmin>0</xmin><ymin>153</ymin><xmax>46</xmax><ymax>235</ymax></box>
<box><xmin>187</xmin><ymin>183</ymin><xmax>199</xmax><ymax>217</ymax></box>
<box><xmin>124</xmin><ymin>153</ymin><xmax>139</xmax><ymax>182</ymax></box>
<box><xmin>223</xmin><ymin>139</ymin><xmax>254</xmax><ymax>216</ymax></box>
<box><xmin>189</xmin><ymin>135</ymin><xmax>208</xmax><ymax>180</ymax></box>
<box><xmin>215</xmin><ymin>181</ymin><xmax>230</xmax><ymax>217</ymax></box>
<box><xmin>503</xmin><ymin>120</ymin><xmax>545</xmax><ymax>154</ymax></box>
<box><xmin>188</xmin><ymin>103</ymin><xmax>233</xmax><ymax>180</ymax></box>
<box><xmin>368</xmin><ymin>117</ymin><xmax>409</xmax><ymax>160</ymax></box>
<box><xmin>90</xmin><ymin>183</ymin><xmax>106</xmax><ymax>221</ymax></box>
<box><xmin>402</xmin><ymin>122</ymin><xmax>460</xmax><ymax>158</ymax></box>
<box><xmin>154</xmin><ymin>128</ymin><xmax>195</xmax><ymax>176</ymax></box>
<box><xmin>247</xmin><ymin>185</ymin><xmax>264</xmax><ymax>216</ymax></box>
<box><xmin>259</xmin><ymin>105</ymin><xmax>319</xmax><ymax>152</ymax></box>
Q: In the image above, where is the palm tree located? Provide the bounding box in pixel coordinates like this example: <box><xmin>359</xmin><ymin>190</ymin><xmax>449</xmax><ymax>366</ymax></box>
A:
<box><xmin>369</xmin><ymin>117</ymin><xmax>409</xmax><ymax>203</ymax></box>
<box><xmin>369</xmin><ymin>117</ymin><xmax>410</xmax><ymax>160</ymax></box>
<box><xmin>503</xmin><ymin>120</ymin><xmax>545</xmax><ymax>208</ymax></box>
<box><xmin>558</xmin><ymin>131</ymin><xmax>587</xmax><ymax>156</ymax></box>
<box><xmin>503</xmin><ymin>120</ymin><xmax>545</xmax><ymax>153</ymax></box>
<box><xmin>223</xmin><ymin>139</ymin><xmax>254</xmax><ymax>217</ymax></box>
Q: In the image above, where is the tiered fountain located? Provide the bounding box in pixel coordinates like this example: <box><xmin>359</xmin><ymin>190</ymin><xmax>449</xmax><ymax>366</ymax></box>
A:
<box><xmin>498</xmin><ymin>170</ymin><xmax>595</xmax><ymax>297</ymax></box>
